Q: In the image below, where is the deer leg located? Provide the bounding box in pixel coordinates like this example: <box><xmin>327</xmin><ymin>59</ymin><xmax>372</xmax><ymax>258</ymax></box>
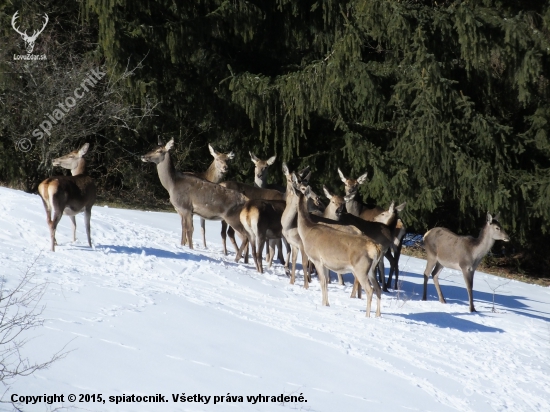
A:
<box><xmin>378</xmin><ymin>255</ymin><xmax>388</xmax><ymax>292</ymax></box>
<box><xmin>337</xmin><ymin>273</ymin><xmax>344</xmax><ymax>286</ymax></box>
<box><xmin>316</xmin><ymin>264</ymin><xmax>330</xmax><ymax>306</ymax></box>
<box><xmin>236</xmin><ymin>237</ymin><xmax>248</xmax><ymax>263</ymax></box>
<box><xmin>388</xmin><ymin>243</ymin><xmax>402</xmax><ymax>289</ymax></box>
<box><xmin>47</xmin><ymin>192</ymin><xmax>65</xmax><ymax>252</ymax></box>
<box><xmin>69</xmin><ymin>215</ymin><xmax>77</xmax><ymax>242</ymax></box>
<box><xmin>462</xmin><ymin>268</ymin><xmax>476</xmax><ymax>312</ymax></box>
<box><xmin>289</xmin><ymin>247</ymin><xmax>298</xmax><ymax>283</ymax></box>
<box><xmin>221</xmin><ymin>220</ymin><xmax>228</xmax><ymax>255</ymax></box>
<box><xmin>200</xmin><ymin>217</ymin><xmax>207</xmax><ymax>248</ymax></box>
<box><xmin>228</xmin><ymin>225</ymin><xmax>244</xmax><ymax>261</ymax></box>
<box><xmin>256</xmin><ymin>233</ymin><xmax>265</xmax><ymax>274</ymax></box>
<box><xmin>179</xmin><ymin>213</ymin><xmax>187</xmax><ymax>246</ymax></box>
<box><xmin>422</xmin><ymin>258</ymin><xmax>438</xmax><ymax>301</ymax></box>
<box><xmin>368</xmin><ymin>259</ymin><xmax>382</xmax><ymax>317</ymax></box>
<box><xmin>431</xmin><ymin>262</ymin><xmax>446</xmax><ymax>304</ymax></box>
<box><xmin>184</xmin><ymin>213</ymin><xmax>194</xmax><ymax>249</ymax></box>
<box><xmin>276</xmin><ymin>238</ymin><xmax>285</xmax><ymax>265</ymax></box>
<box><xmin>267</xmin><ymin>239</ymin><xmax>276</xmax><ymax>268</ymax></box>
<box><xmin>300</xmin><ymin>248</ymin><xmax>309</xmax><ymax>289</ymax></box>
<box><xmin>84</xmin><ymin>206</ymin><xmax>92</xmax><ymax>247</ymax></box>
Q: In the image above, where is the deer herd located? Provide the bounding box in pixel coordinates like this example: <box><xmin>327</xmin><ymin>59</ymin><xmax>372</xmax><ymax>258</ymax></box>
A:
<box><xmin>37</xmin><ymin>140</ymin><xmax>510</xmax><ymax>317</ymax></box>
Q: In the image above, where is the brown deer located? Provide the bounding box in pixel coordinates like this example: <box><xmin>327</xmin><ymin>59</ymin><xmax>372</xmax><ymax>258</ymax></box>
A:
<box><xmin>339</xmin><ymin>170</ymin><xmax>409</xmax><ymax>291</ymax></box>
<box><xmin>422</xmin><ymin>213</ymin><xmax>510</xmax><ymax>312</ymax></box>
<box><xmin>38</xmin><ymin>143</ymin><xmax>97</xmax><ymax>252</ymax></box>
<box><xmin>250</xmin><ymin>152</ymin><xmax>286</xmax><ymax>265</ymax></box>
<box><xmin>281</xmin><ymin>164</ymin><xmax>312</xmax><ymax>287</ymax></box>
<box><xmin>193</xmin><ymin>144</ymin><xmax>234</xmax><ymax>249</ymax></box>
<box><xmin>294</xmin><ymin>183</ymin><xmax>382</xmax><ymax>316</ymax></box>
<box><xmin>141</xmin><ymin>138</ymin><xmax>250</xmax><ymax>257</ymax></box>
<box><xmin>239</xmin><ymin>199</ymin><xmax>287</xmax><ymax>273</ymax></box>
<box><xmin>337</xmin><ymin>168</ymin><xmax>384</xmax><ymax>220</ymax></box>
<box><xmin>322</xmin><ymin>187</ymin><xmax>405</xmax><ymax>293</ymax></box>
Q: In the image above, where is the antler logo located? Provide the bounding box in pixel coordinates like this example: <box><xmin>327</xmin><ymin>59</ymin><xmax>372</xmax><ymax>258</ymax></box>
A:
<box><xmin>12</xmin><ymin>11</ymin><xmax>49</xmax><ymax>54</ymax></box>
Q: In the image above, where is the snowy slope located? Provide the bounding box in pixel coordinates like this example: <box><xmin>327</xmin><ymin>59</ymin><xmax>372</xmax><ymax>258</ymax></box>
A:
<box><xmin>0</xmin><ymin>186</ymin><xmax>549</xmax><ymax>412</ymax></box>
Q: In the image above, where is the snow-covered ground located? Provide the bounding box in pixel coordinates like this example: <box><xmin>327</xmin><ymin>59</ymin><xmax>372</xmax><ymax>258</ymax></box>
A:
<box><xmin>0</xmin><ymin>186</ymin><xmax>549</xmax><ymax>411</ymax></box>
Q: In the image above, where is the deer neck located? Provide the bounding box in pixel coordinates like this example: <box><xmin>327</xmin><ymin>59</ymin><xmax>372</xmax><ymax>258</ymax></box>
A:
<box><xmin>202</xmin><ymin>162</ymin><xmax>225</xmax><ymax>183</ymax></box>
<box><xmin>254</xmin><ymin>174</ymin><xmax>267</xmax><ymax>188</ymax></box>
<box><xmin>281</xmin><ymin>190</ymin><xmax>299</xmax><ymax>229</ymax></box>
<box><xmin>345</xmin><ymin>196</ymin><xmax>361</xmax><ymax>216</ymax></box>
<box><xmin>297</xmin><ymin>193</ymin><xmax>315</xmax><ymax>231</ymax></box>
<box><xmin>323</xmin><ymin>202</ymin><xmax>340</xmax><ymax>220</ymax></box>
<box><xmin>157</xmin><ymin>152</ymin><xmax>177</xmax><ymax>192</ymax></box>
<box><xmin>472</xmin><ymin>225</ymin><xmax>496</xmax><ymax>263</ymax></box>
<box><xmin>71</xmin><ymin>158</ymin><xmax>87</xmax><ymax>176</ymax></box>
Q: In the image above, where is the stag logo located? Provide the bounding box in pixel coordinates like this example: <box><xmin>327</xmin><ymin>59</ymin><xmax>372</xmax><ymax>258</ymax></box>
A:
<box><xmin>12</xmin><ymin>11</ymin><xmax>49</xmax><ymax>55</ymax></box>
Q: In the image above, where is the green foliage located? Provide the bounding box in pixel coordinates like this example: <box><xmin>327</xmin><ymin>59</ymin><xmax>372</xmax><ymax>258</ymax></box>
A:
<box><xmin>1</xmin><ymin>0</ymin><xmax>548</xmax><ymax>275</ymax></box>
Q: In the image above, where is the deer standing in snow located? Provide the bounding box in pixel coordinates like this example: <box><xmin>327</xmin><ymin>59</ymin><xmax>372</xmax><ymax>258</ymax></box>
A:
<box><xmin>38</xmin><ymin>143</ymin><xmax>96</xmax><ymax>251</ymax></box>
<box><xmin>192</xmin><ymin>144</ymin><xmax>234</xmax><ymax>249</ymax></box>
<box><xmin>422</xmin><ymin>213</ymin><xmax>510</xmax><ymax>312</ymax></box>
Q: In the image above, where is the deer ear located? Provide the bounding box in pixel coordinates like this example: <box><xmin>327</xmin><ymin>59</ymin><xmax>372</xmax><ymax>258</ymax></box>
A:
<box><xmin>322</xmin><ymin>185</ymin><xmax>333</xmax><ymax>200</ymax></box>
<box><xmin>78</xmin><ymin>143</ymin><xmax>90</xmax><ymax>156</ymax></box>
<box><xmin>158</xmin><ymin>136</ymin><xmax>164</xmax><ymax>146</ymax></box>
<box><xmin>208</xmin><ymin>144</ymin><xmax>218</xmax><ymax>157</ymax></box>
<box><xmin>388</xmin><ymin>201</ymin><xmax>395</xmax><ymax>213</ymax></box>
<box><xmin>357</xmin><ymin>172</ymin><xmax>368</xmax><ymax>185</ymax></box>
<box><xmin>486</xmin><ymin>212</ymin><xmax>493</xmax><ymax>223</ymax></box>
<box><xmin>395</xmin><ymin>202</ymin><xmax>407</xmax><ymax>212</ymax></box>
<box><xmin>227</xmin><ymin>151</ymin><xmax>235</xmax><ymax>160</ymax></box>
<box><xmin>165</xmin><ymin>139</ymin><xmax>175</xmax><ymax>151</ymax></box>
<box><xmin>282</xmin><ymin>163</ymin><xmax>289</xmax><ymax>175</ymax></box>
<box><xmin>493</xmin><ymin>212</ymin><xmax>500</xmax><ymax>221</ymax></box>
<box><xmin>302</xmin><ymin>171</ymin><xmax>312</xmax><ymax>184</ymax></box>
<box><xmin>337</xmin><ymin>168</ymin><xmax>346</xmax><ymax>183</ymax></box>
<box><xmin>267</xmin><ymin>155</ymin><xmax>277</xmax><ymax>165</ymax></box>
<box><xmin>249</xmin><ymin>152</ymin><xmax>259</xmax><ymax>163</ymax></box>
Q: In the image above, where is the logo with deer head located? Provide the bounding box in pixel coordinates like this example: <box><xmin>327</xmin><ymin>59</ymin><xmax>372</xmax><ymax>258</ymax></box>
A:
<box><xmin>11</xmin><ymin>11</ymin><xmax>49</xmax><ymax>55</ymax></box>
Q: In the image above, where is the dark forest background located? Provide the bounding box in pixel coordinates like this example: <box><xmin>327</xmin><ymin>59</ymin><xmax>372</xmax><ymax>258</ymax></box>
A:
<box><xmin>1</xmin><ymin>0</ymin><xmax>549</xmax><ymax>276</ymax></box>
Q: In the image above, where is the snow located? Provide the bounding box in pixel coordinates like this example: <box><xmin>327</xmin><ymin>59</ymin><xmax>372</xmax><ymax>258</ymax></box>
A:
<box><xmin>0</xmin><ymin>186</ymin><xmax>549</xmax><ymax>411</ymax></box>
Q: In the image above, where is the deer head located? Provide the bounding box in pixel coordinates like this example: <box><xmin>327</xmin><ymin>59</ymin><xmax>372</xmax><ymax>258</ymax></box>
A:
<box><xmin>12</xmin><ymin>11</ymin><xmax>49</xmax><ymax>54</ymax></box>
<box><xmin>141</xmin><ymin>139</ymin><xmax>175</xmax><ymax>164</ymax></box>
<box><xmin>338</xmin><ymin>168</ymin><xmax>368</xmax><ymax>196</ymax></box>
<box><xmin>487</xmin><ymin>212</ymin><xmax>510</xmax><ymax>242</ymax></box>
<box><xmin>209</xmin><ymin>144</ymin><xmax>234</xmax><ymax>175</ymax></box>
<box><xmin>52</xmin><ymin>143</ymin><xmax>90</xmax><ymax>175</ymax></box>
<box><xmin>250</xmin><ymin>152</ymin><xmax>276</xmax><ymax>182</ymax></box>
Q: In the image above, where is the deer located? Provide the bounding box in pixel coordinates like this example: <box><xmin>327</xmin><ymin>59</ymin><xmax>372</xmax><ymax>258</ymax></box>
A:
<box><xmin>37</xmin><ymin>143</ymin><xmax>97</xmax><ymax>252</ymax></box>
<box><xmin>337</xmin><ymin>168</ymin><xmax>385</xmax><ymax>220</ymax></box>
<box><xmin>239</xmin><ymin>199</ymin><xmax>287</xmax><ymax>273</ymax></box>
<box><xmin>294</xmin><ymin>182</ymin><xmax>383</xmax><ymax>316</ymax></box>
<box><xmin>422</xmin><ymin>213</ymin><xmax>510</xmax><ymax>312</ymax></box>
<box><xmin>220</xmin><ymin>166</ymin><xmax>310</xmax><ymax>267</ymax></box>
<box><xmin>190</xmin><ymin>144</ymin><xmax>234</xmax><ymax>249</ymax></box>
<box><xmin>249</xmin><ymin>152</ymin><xmax>286</xmax><ymax>264</ymax></box>
<box><xmin>280</xmin><ymin>164</ymin><xmax>313</xmax><ymax>287</ymax></box>
<box><xmin>250</xmin><ymin>152</ymin><xmax>281</xmax><ymax>190</ymax></box>
<box><xmin>141</xmin><ymin>138</ymin><xmax>251</xmax><ymax>258</ymax></box>
<box><xmin>12</xmin><ymin>11</ymin><xmax>49</xmax><ymax>54</ymax></box>
<box><xmin>339</xmin><ymin>168</ymin><xmax>409</xmax><ymax>291</ymax></box>
<box><xmin>322</xmin><ymin>187</ymin><xmax>406</xmax><ymax>293</ymax></box>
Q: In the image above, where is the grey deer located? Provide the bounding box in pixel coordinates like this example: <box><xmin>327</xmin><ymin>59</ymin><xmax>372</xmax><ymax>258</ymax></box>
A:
<box><xmin>38</xmin><ymin>143</ymin><xmax>97</xmax><ymax>251</ymax></box>
<box><xmin>142</xmin><ymin>138</ymin><xmax>249</xmax><ymax>253</ymax></box>
<box><xmin>422</xmin><ymin>213</ymin><xmax>510</xmax><ymax>312</ymax></box>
